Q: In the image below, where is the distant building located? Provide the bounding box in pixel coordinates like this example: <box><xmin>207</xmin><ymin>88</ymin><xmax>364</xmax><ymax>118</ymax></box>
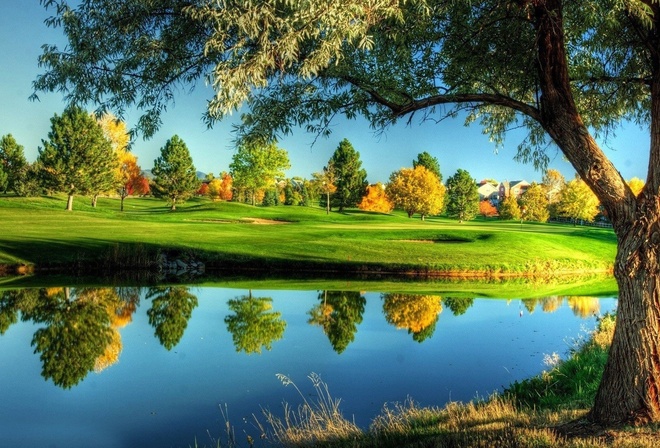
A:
<box><xmin>498</xmin><ymin>180</ymin><xmax>530</xmax><ymax>202</ymax></box>
<box><xmin>477</xmin><ymin>181</ymin><xmax>499</xmax><ymax>203</ymax></box>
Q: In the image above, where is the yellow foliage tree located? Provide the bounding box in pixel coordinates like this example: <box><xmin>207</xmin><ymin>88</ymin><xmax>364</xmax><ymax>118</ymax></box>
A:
<box><xmin>386</xmin><ymin>166</ymin><xmax>445</xmax><ymax>220</ymax></box>
<box><xmin>557</xmin><ymin>178</ymin><xmax>600</xmax><ymax>223</ymax></box>
<box><xmin>358</xmin><ymin>182</ymin><xmax>393</xmax><ymax>213</ymax></box>
<box><xmin>567</xmin><ymin>296</ymin><xmax>600</xmax><ymax>318</ymax></box>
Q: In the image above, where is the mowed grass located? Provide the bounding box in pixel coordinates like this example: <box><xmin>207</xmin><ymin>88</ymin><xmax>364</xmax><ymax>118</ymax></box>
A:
<box><xmin>0</xmin><ymin>195</ymin><xmax>617</xmax><ymax>276</ymax></box>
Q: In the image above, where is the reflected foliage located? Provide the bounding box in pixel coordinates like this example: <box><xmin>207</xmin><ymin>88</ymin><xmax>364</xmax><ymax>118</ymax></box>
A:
<box><xmin>442</xmin><ymin>297</ymin><xmax>475</xmax><ymax>316</ymax></box>
<box><xmin>308</xmin><ymin>290</ymin><xmax>366</xmax><ymax>353</ymax></box>
<box><xmin>568</xmin><ymin>296</ymin><xmax>600</xmax><ymax>318</ymax></box>
<box><xmin>146</xmin><ymin>286</ymin><xmax>198</xmax><ymax>350</ymax></box>
<box><xmin>28</xmin><ymin>288</ymin><xmax>115</xmax><ymax>389</ymax></box>
<box><xmin>382</xmin><ymin>294</ymin><xmax>442</xmax><ymax>343</ymax></box>
<box><xmin>224</xmin><ymin>292</ymin><xmax>286</xmax><ymax>354</ymax></box>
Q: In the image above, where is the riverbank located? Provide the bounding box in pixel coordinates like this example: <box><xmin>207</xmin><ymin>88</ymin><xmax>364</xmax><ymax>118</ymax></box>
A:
<box><xmin>0</xmin><ymin>195</ymin><xmax>616</xmax><ymax>280</ymax></box>
<box><xmin>242</xmin><ymin>314</ymin><xmax>660</xmax><ymax>448</ymax></box>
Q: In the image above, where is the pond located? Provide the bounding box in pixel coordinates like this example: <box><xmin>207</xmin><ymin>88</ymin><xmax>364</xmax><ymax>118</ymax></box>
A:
<box><xmin>0</xmin><ymin>285</ymin><xmax>617</xmax><ymax>448</ymax></box>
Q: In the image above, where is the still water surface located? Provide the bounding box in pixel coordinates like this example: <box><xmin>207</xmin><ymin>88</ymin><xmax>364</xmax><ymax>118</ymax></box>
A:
<box><xmin>0</xmin><ymin>286</ymin><xmax>617</xmax><ymax>448</ymax></box>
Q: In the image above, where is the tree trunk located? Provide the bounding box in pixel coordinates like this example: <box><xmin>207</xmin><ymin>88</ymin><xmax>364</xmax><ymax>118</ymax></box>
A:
<box><xmin>590</xmin><ymin>205</ymin><xmax>660</xmax><ymax>424</ymax></box>
<box><xmin>91</xmin><ymin>194</ymin><xmax>98</xmax><ymax>208</ymax></box>
<box><xmin>65</xmin><ymin>194</ymin><xmax>74</xmax><ymax>211</ymax></box>
<box><xmin>529</xmin><ymin>0</ymin><xmax>660</xmax><ymax>425</ymax></box>
<box><xmin>171</xmin><ymin>197</ymin><xmax>177</xmax><ymax>211</ymax></box>
<box><xmin>120</xmin><ymin>195</ymin><xmax>125</xmax><ymax>212</ymax></box>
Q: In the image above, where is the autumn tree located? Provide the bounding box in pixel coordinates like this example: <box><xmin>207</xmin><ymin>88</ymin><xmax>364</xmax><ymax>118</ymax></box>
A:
<box><xmin>229</xmin><ymin>141</ymin><xmax>290</xmax><ymax>206</ymax></box>
<box><xmin>557</xmin><ymin>178</ymin><xmax>600</xmax><ymax>224</ymax></box>
<box><xmin>478</xmin><ymin>200</ymin><xmax>498</xmax><ymax>218</ymax></box>
<box><xmin>151</xmin><ymin>135</ymin><xmax>200</xmax><ymax>211</ymax></box>
<box><xmin>97</xmin><ymin>113</ymin><xmax>149</xmax><ymax>210</ymax></box>
<box><xmin>358</xmin><ymin>182</ymin><xmax>393</xmax><ymax>213</ymax></box>
<box><xmin>628</xmin><ymin>177</ymin><xmax>645</xmax><ymax>197</ymax></box>
<box><xmin>38</xmin><ymin>107</ymin><xmax>117</xmax><ymax>211</ymax></box>
<box><xmin>445</xmin><ymin>169</ymin><xmax>479</xmax><ymax>222</ymax></box>
<box><xmin>207</xmin><ymin>172</ymin><xmax>233</xmax><ymax>201</ymax></box>
<box><xmin>412</xmin><ymin>151</ymin><xmax>442</xmax><ymax>183</ymax></box>
<box><xmin>0</xmin><ymin>134</ymin><xmax>27</xmax><ymax>194</ymax></box>
<box><xmin>498</xmin><ymin>194</ymin><xmax>522</xmax><ymax>221</ymax></box>
<box><xmin>35</xmin><ymin>0</ymin><xmax>660</xmax><ymax>424</ymax></box>
<box><xmin>519</xmin><ymin>182</ymin><xmax>550</xmax><ymax>222</ymax></box>
<box><xmin>328</xmin><ymin>139</ymin><xmax>368</xmax><ymax>212</ymax></box>
<box><xmin>387</xmin><ymin>165</ymin><xmax>445</xmax><ymax>219</ymax></box>
<box><xmin>311</xmin><ymin>163</ymin><xmax>337</xmax><ymax>214</ymax></box>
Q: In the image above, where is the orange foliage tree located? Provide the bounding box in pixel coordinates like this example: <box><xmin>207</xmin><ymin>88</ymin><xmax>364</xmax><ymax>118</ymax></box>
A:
<box><xmin>479</xmin><ymin>200</ymin><xmax>498</xmax><ymax>217</ymax></box>
<box><xmin>358</xmin><ymin>182</ymin><xmax>393</xmax><ymax>213</ymax></box>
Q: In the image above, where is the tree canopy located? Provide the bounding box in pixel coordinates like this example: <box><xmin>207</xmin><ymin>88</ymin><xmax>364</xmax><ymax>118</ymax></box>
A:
<box><xmin>327</xmin><ymin>139</ymin><xmax>368</xmax><ymax>212</ymax></box>
<box><xmin>151</xmin><ymin>135</ymin><xmax>200</xmax><ymax>210</ymax></box>
<box><xmin>445</xmin><ymin>169</ymin><xmax>479</xmax><ymax>222</ymax></box>
<box><xmin>229</xmin><ymin>141</ymin><xmax>290</xmax><ymax>205</ymax></box>
<box><xmin>387</xmin><ymin>165</ymin><xmax>445</xmax><ymax>219</ymax></box>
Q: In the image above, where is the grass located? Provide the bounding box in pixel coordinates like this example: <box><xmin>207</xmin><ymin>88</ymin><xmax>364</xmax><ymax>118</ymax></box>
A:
<box><xmin>0</xmin><ymin>194</ymin><xmax>617</xmax><ymax>282</ymax></box>
<box><xmin>218</xmin><ymin>314</ymin><xmax>660</xmax><ymax>448</ymax></box>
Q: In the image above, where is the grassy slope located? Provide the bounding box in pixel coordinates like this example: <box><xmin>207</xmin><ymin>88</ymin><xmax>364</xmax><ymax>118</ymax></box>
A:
<box><xmin>0</xmin><ymin>195</ymin><xmax>617</xmax><ymax>277</ymax></box>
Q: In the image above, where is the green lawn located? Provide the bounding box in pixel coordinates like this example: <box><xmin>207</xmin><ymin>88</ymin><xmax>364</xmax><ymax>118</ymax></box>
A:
<box><xmin>0</xmin><ymin>194</ymin><xmax>617</xmax><ymax>282</ymax></box>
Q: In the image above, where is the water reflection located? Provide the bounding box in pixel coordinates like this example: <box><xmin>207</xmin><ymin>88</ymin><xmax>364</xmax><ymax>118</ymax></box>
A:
<box><xmin>224</xmin><ymin>290</ymin><xmax>286</xmax><ymax>353</ymax></box>
<box><xmin>308</xmin><ymin>290</ymin><xmax>367</xmax><ymax>353</ymax></box>
<box><xmin>146</xmin><ymin>286</ymin><xmax>198</xmax><ymax>350</ymax></box>
<box><xmin>0</xmin><ymin>287</ymin><xmax>611</xmax><ymax>390</ymax></box>
<box><xmin>382</xmin><ymin>293</ymin><xmax>442</xmax><ymax>342</ymax></box>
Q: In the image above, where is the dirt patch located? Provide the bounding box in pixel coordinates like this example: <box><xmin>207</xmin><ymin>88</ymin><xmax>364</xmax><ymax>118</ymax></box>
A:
<box><xmin>243</xmin><ymin>218</ymin><xmax>289</xmax><ymax>225</ymax></box>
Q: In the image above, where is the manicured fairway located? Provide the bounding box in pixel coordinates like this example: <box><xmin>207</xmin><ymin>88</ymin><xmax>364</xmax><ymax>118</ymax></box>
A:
<box><xmin>0</xmin><ymin>195</ymin><xmax>617</xmax><ymax>277</ymax></box>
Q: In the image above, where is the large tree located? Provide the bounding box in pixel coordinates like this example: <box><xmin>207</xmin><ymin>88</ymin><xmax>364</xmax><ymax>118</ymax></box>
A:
<box><xmin>328</xmin><ymin>139</ymin><xmax>368</xmax><ymax>212</ymax></box>
<box><xmin>387</xmin><ymin>165</ymin><xmax>445</xmax><ymax>219</ymax></box>
<box><xmin>151</xmin><ymin>135</ymin><xmax>200</xmax><ymax>211</ymax></box>
<box><xmin>445</xmin><ymin>169</ymin><xmax>479</xmax><ymax>222</ymax></box>
<box><xmin>32</xmin><ymin>0</ymin><xmax>660</xmax><ymax>425</ymax></box>
<box><xmin>38</xmin><ymin>106</ymin><xmax>117</xmax><ymax>211</ymax></box>
<box><xmin>229</xmin><ymin>141</ymin><xmax>290</xmax><ymax>206</ymax></box>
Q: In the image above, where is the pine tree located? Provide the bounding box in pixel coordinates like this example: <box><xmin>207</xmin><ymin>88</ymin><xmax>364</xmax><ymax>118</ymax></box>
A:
<box><xmin>328</xmin><ymin>139</ymin><xmax>368</xmax><ymax>212</ymax></box>
<box><xmin>151</xmin><ymin>135</ymin><xmax>200</xmax><ymax>211</ymax></box>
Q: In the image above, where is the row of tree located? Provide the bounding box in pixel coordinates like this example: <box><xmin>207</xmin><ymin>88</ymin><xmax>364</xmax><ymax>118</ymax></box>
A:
<box><xmin>0</xmin><ymin>108</ymin><xmax>621</xmax><ymax>223</ymax></box>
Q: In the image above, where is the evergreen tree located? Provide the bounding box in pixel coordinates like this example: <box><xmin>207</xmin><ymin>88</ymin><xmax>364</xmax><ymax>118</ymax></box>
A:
<box><xmin>445</xmin><ymin>169</ymin><xmax>479</xmax><ymax>222</ymax></box>
<box><xmin>151</xmin><ymin>135</ymin><xmax>200</xmax><ymax>211</ymax></box>
<box><xmin>0</xmin><ymin>134</ymin><xmax>28</xmax><ymax>194</ymax></box>
<box><xmin>412</xmin><ymin>151</ymin><xmax>442</xmax><ymax>183</ymax></box>
<box><xmin>328</xmin><ymin>139</ymin><xmax>368</xmax><ymax>212</ymax></box>
<box><xmin>38</xmin><ymin>107</ymin><xmax>117</xmax><ymax>211</ymax></box>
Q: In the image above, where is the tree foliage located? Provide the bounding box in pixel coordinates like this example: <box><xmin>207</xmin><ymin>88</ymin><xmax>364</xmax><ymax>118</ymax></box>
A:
<box><xmin>151</xmin><ymin>135</ymin><xmax>200</xmax><ymax>211</ymax></box>
<box><xmin>498</xmin><ymin>194</ymin><xmax>522</xmax><ymax>221</ymax></box>
<box><xmin>146</xmin><ymin>286</ymin><xmax>198</xmax><ymax>351</ymax></box>
<box><xmin>557</xmin><ymin>178</ymin><xmax>600</xmax><ymax>223</ymax></box>
<box><xmin>445</xmin><ymin>169</ymin><xmax>479</xmax><ymax>222</ymax></box>
<box><xmin>38</xmin><ymin>106</ymin><xmax>117</xmax><ymax>211</ymax></box>
<box><xmin>207</xmin><ymin>172</ymin><xmax>233</xmax><ymax>201</ymax></box>
<box><xmin>308</xmin><ymin>290</ymin><xmax>366</xmax><ymax>354</ymax></box>
<box><xmin>328</xmin><ymin>139</ymin><xmax>368</xmax><ymax>212</ymax></box>
<box><xmin>519</xmin><ymin>182</ymin><xmax>550</xmax><ymax>222</ymax></box>
<box><xmin>229</xmin><ymin>141</ymin><xmax>290</xmax><ymax>206</ymax></box>
<box><xmin>412</xmin><ymin>151</ymin><xmax>442</xmax><ymax>183</ymax></box>
<box><xmin>358</xmin><ymin>182</ymin><xmax>393</xmax><ymax>213</ymax></box>
<box><xmin>0</xmin><ymin>134</ymin><xmax>28</xmax><ymax>194</ymax></box>
<box><xmin>478</xmin><ymin>200</ymin><xmax>498</xmax><ymax>217</ymax></box>
<box><xmin>387</xmin><ymin>165</ymin><xmax>445</xmax><ymax>219</ymax></box>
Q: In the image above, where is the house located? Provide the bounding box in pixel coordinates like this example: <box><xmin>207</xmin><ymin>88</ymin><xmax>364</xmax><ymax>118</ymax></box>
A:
<box><xmin>477</xmin><ymin>181</ymin><xmax>499</xmax><ymax>202</ymax></box>
<box><xmin>498</xmin><ymin>180</ymin><xmax>530</xmax><ymax>202</ymax></box>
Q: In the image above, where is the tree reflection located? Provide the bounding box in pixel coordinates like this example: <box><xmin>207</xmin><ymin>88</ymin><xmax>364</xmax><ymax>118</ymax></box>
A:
<box><xmin>27</xmin><ymin>288</ymin><xmax>115</xmax><ymax>389</ymax></box>
<box><xmin>308</xmin><ymin>290</ymin><xmax>366</xmax><ymax>353</ymax></box>
<box><xmin>442</xmin><ymin>297</ymin><xmax>474</xmax><ymax>316</ymax></box>
<box><xmin>382</xmin><ymin>293</ymin><xmax>442</xmax><ymax>342</ymax></box>
<box><xmin>567</xmin><ymin>296</ymin><xmax>600</xmax><ymax>317</ymax></box>
<box><xmin>224</xmin><ymin>291</ymin><xmax>286</xmax><ymax>354</ymax></box>
<box><xmin>146</xmin><ymin>286</ymin><xmax>198</xmax><ymax>350</ymax></box>
<box><xmin>541</xmin><ymin>296</ymin><xmax>562</xmax><ymax>313</ymax></box>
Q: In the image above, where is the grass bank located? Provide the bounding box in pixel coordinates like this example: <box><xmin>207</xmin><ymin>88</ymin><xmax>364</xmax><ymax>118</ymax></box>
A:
<box><xmin>223</xmin><ymin>314</ymin><xmax>658</xmax><ymax>448</ymax></box>
<box><xmin>0</xmin><ymin>195</ymin><xmax>616</xmax><ymax>280</ymax></box>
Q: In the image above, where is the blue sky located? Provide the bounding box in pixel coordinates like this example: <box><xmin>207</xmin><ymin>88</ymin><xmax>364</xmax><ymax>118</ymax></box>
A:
<box><xmin>0</xmin><ymin>1</ymin><xmax>651</xmax><ymax>184</ymax></box>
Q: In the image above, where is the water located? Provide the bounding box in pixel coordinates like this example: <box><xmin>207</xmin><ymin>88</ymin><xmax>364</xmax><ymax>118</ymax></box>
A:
<box><xmin>0</xmin><ymin>286</ymin><xmax>616</xmax><ymax>448</ymax></box>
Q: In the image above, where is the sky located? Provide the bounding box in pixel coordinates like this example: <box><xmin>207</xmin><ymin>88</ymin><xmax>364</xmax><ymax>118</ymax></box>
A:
<box><xmin>0</xmin><ymin>1</ymin><xmax>651</xmax><ymax>185</ymax></box>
